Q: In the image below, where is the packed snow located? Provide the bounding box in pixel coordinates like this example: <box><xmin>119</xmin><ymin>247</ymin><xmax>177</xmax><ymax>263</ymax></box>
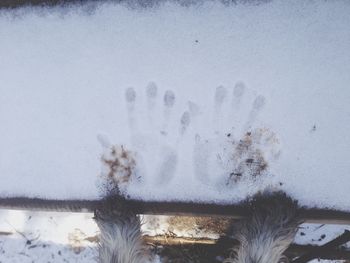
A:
<box><xmin>0</xmin><ymin>0</ymin><xmax>350</xmax><ymax>210</ymax></box>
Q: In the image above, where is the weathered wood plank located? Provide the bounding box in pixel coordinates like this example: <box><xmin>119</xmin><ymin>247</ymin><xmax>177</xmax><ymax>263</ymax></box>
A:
<box><xmin>144</xmin><ymin>235</ymin><xmax>350</xmax><ymax>261</ymax></box>
<box><xmin>1</xmin><ymin>197</ymin><xmax>350</xmax><ymax>225</ymax></box>
<box><xmin>292</xmin><ymin>230</ymin><xmax>350</xmax><ymax>263</ymax></box>
<box><xmin>0</xmin><ymin>0</ymin><xmax>85</xmax><ymax>8</ymax></box>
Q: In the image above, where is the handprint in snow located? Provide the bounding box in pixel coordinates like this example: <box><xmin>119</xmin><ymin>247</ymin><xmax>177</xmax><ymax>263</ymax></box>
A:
<box><xmin>98</xmin><ymin>137</ymin><xmax>138</xmax><ymax>195</ymax></box>
<box><xmin>98</xmin><ymin>81</ymin><xmax>281</xmax><ymax>195</ymax></box>
<box><xmin>99</xmin><ymin>82</ymin><xmax>191</xmax><ymax>195</ymax></box>
<box><xmin>193</xmin><ymin>82</ymin><xmax>281</xmax><ymax>188</ymax></box>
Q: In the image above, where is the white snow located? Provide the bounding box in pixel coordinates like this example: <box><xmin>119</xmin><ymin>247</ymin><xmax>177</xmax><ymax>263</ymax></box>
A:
<box><xmin>0</xmin><ymin>209</ymin><xmax>98</xmax><ymax>262</ymax></box>
<box><xmin>0</xmin><ymin>1</ymin><xmax>350</xmax><ymax>210</ymax></box>
<box><xmin>0</xmin><ymin>209</ymin><xmax>348</xmax><ymax>262</ymax></box>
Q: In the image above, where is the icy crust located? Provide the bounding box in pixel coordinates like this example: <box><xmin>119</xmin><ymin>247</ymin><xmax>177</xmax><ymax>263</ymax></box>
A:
<box><xmin>0</xmin><ymin>1</ymin><xmax>350</xmax><ymax>210</ymax></box>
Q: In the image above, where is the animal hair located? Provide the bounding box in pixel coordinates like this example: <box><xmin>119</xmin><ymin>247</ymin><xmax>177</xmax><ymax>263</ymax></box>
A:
<box><xmin>225</xmin><ymin>191</ymin><xmax>300</xmax><ymax>263</ymax></box>
<box><xmin>95</xmin><ymin>192</ymin><xmax>299</xmax><ymax>263</ymax></box>
<box><xmin>94</xmin><ymin>195</ymin><xmax>151</xmax><ymax>263</ymax></box>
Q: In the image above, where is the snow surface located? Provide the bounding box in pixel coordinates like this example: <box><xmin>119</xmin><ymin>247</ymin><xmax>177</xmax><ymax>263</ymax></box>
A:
<box><xmin>0</xmin><ymin>209</ymin><xmax>348</xmax><ymax>262</ymax></box>
<box><xmin>0</xmin><ymin>0</ymin><xmax>350</xmax><ymax>210</ymax></box>
<box><xmin>0</xmin><ymin>210</ymin><xmax>98</xmax><ymax>262</ymax></box>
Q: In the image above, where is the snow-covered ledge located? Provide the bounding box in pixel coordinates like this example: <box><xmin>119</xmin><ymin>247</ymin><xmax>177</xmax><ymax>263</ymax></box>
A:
<box><xmin>0</xmin><ymin>0</ymin><xmax>349</xmax><ymax>211</ymax></box>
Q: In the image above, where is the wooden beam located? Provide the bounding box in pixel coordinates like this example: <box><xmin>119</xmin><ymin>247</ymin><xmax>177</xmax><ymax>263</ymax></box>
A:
<box><xmin>292</xmin><ymin>230</ymin><xmax>350</xmax><ymax>263</ymax></box>
<box><xmin>0</xmin><ymin>0</ymin><xmax>158</xmax><ymax>9</ymax></box>
<box><xmin>0</xmin><ymin>0</ymin><xmax>86</xmax><ymax>9</ymax></box>
<box><xmin>0</xmin><ymin>197</ymin><xmax>99</xmax><ymax>212</ymax></box>
<box><xmin>1</xmin><ymin>197</ymin><xmax>350</xmax><ymax>225</ymax></box>
<box><xmin>144</xmin><ymin>235</ymin><xmax>350</xmax><ymax>261</ymax></box>
<box><xmin>144</xmin><ymin>235</ymin><xmax>216</xmax><ymax>246</ymax></box>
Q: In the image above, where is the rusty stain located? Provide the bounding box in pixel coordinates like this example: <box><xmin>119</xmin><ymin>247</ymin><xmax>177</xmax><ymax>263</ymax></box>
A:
<box><xmin>102</xmin><ymin>145</ymin><xmax>136</xmax><ymax>186</ymax></box>
<box><xmin>227</xmin><ymin>128</ymin><xmax>277</xmax><ymax>184</ymax></box>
